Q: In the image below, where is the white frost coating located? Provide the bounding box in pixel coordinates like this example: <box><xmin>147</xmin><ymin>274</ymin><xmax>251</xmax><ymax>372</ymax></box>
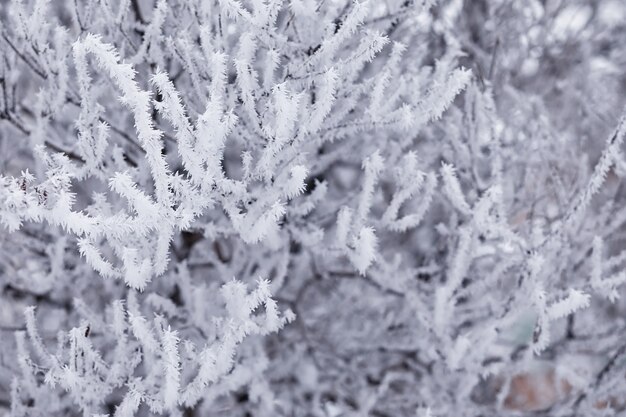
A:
<box><xmin>3</xmin><ymin>1</ymin><xmax>622</xmax><ymax>416</ymax></box>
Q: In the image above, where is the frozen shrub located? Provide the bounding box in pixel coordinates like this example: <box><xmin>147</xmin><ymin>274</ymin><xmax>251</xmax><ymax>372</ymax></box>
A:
<box><xmin>1</xmin><ymin>0</ymin><xmax>626</xmax><ymax>416</ymax></box>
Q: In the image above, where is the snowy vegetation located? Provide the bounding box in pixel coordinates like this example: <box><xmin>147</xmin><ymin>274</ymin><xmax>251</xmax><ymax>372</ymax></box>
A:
<box><xmin>1</xmin><ymin>0</ymin><xmax>626</xmax><ymax>415</ymax></box>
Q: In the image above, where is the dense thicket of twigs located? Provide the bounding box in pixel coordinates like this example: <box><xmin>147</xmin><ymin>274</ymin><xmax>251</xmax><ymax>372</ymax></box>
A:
<box><xmin>2</xmin><ymin>0</ymin><xmax>626</xmax><ymax>416</ymax></box>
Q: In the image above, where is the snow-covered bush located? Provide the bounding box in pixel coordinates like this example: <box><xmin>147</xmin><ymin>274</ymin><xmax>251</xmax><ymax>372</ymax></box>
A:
<box><xmin>1</xmin><ymin>0</ymin><xmax>626</xmax><ymax>415</ymax></box>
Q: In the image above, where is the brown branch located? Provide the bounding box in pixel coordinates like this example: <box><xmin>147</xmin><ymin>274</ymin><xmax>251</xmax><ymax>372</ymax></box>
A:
<box><xmin>1</xmin><ymin>33</ymin><xmax>46</xmax><ymax>79</ymax></box>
